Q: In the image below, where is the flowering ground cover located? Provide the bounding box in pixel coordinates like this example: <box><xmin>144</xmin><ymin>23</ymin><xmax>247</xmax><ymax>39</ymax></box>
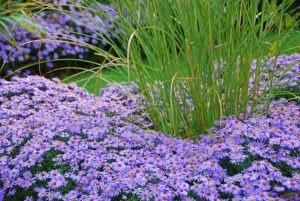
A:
<box><xmin>0</xmin><ymin>53</ymin><xmax>299</xmax><ymax>200</ymax></box>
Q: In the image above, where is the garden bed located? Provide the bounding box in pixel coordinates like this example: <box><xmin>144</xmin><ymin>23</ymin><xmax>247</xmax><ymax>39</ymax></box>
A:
<box><xmin>0</xmin><ymin>1</ymin><xmax>300</xmax><ymax>200</ymax></box>
<box><xmin>0</xmin><ymin>72</ymin><xmax>299</xmax><ymax>200</ymax></box>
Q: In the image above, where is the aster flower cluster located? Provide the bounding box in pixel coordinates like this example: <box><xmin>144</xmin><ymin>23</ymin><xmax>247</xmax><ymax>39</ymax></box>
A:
<box><xmin>0</xmin><ymin>1</ymin><xmax>118</xmax><ymax>76</ymax></box>
<box><xmin>249</xmin><ymin>53</ymin><xmax>300</xmax><ymax>96</ymax></box>
<box><xmin>0</xmin><ymin>75</ymin><xmax>299</xmax><ymax>200</ymax></box>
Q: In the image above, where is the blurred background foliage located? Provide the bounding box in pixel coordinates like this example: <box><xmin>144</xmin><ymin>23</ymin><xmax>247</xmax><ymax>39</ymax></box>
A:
<box><xmin>0</xmin><ymin>0</ymin><xmax>117</xmax><ymax>78</ymax></box>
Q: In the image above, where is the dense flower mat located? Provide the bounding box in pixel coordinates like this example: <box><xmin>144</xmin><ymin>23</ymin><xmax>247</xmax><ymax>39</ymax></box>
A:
<box><xmin>0</xmin><ymin>76</ymin><xmax>299</xmax><ymax>201</ymax></box>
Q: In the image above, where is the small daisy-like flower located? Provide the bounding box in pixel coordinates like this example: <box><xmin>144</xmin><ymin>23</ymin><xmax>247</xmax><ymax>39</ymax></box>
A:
<box><xmin>48</xmin><ymin>179</ymin><xmax>65</xmax><ymax>189</ymax></box>
<box><xmin>24</xmin><ymin>196</ymin><xmax>33</xmax><ymax>201</ymax></box>
<box><xmin>35</xmin><ymin>171</ymin><xmax>49</xmax><ymax>180</ymax></box>
<box><xmin>112</xmin><ymin>161</ymin><xmax>127</xmax><ymax>172</ymax></box>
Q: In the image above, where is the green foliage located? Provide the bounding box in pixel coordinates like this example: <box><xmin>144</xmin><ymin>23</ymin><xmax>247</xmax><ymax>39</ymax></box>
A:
<box><xmin>61</xmin><ymin>66</ymin><xmax>134</xmax><ymax>95</ymax></box>
<box><xmin>0</xmin><ymin>0</ymin><xmax>45</xmax><ymax>47</ymax></box>
<box><xmin>266</xmin><ymin>0</ymin><xmax>300</xmax><ymax>30</ymax></box>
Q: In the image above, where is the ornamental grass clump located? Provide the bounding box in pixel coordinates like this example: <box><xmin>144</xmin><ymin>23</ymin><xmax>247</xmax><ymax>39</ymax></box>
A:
<box><xmin>142</xmin><ymin>53</ymin><xmax>300</xmax><ymax>128</ymax></box>
<box><xmin>0</xmin><ymin>76</ymin><xmax>299</xmax><ymax>200</ymax></box>
<box><xmin>77</xmin><ymin>0</ymin><xmax>297</xmax><ymax>138</ymax></box>
<box><xmin>21</xmin><ymin>1</ymin><xmax>299</xmax><ymax>137</ymax></box>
